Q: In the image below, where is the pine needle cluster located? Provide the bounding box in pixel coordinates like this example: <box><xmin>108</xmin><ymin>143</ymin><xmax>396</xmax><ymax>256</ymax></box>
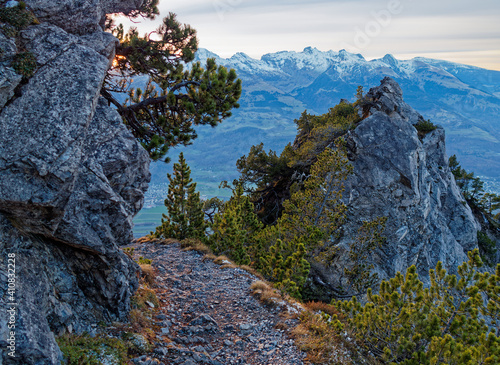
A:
<box><xmin>334</xmin><ymin>249</ymin><xmax>500</xmax><ymax>364</ymax></box>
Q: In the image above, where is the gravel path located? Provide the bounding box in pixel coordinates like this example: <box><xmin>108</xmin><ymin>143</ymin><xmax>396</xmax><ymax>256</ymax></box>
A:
<box><xmin>129</xmin><ymin>241</ymin><xmax>307</xmax><ymax>365</ymax></box>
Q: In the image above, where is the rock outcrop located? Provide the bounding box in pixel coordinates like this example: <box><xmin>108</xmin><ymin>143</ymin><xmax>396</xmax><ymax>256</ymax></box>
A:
<box><xmin>309</xmin><ymin>77</ymin><xmax>481</xmax><ymax>298</ymax></box>
<box><xmin>0</xmin><ymin>1</ymin><xmax>150</xmax><ymax>364</ymax></box>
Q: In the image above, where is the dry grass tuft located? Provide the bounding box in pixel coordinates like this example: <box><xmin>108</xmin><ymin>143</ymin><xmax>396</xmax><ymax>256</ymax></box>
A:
<box><xmin>135</xmin><ymin>236</ymin><xmax>152</xmax><ymax>244</ymax></box>
<box><xmin>291</xmin><ymin>310</ymin><xmax>354</xmax><ymax>364</ymax></box>
<box><xmin>203</xmin><ymin>253</ymin><xmax>217</xmax><ymax>262</ymax></box>
<box><xmin>131</xmin><ymin>284</ymin><xmax>159</xmax><ymax>310</ymax></box>
<box><xmin>238</xmin><ymin>265</ymin><xmax>265</xmax><ymax>280</ymax></box>
<box><xmin>250</xmin><ymin>280</ymin><xmax>282</xmax><ymax>307</ymax></box>
<box><xmin>250</xmin><ymin>280</ymin><xmax>271</xmax><ymax>292</ymax></box>
<box><xmin>275</xmin><ymin>321</ymin><xmax>289</xmax><ymax>331</ymax></box>
<box><xmin>129</xmin><ymin>309</ymin><xmax>151</xmax><ymax>332</ymax></box>
<box><xmin>127</xmin><ymin>282</ymin><xmax>160</xmax><ymax>341</ymax></box>
<box><xmin>213</xmin><ymin>255</ymin><xmax>232</xmax><ymax>265</ymax></box>
<box><xmin>160</xmin><ymin>238</ymin><xmax>179</xmax><ymax>245</ymax></box>
<box><xmin>180</xmin><ymin>238</ymin><xmax>212</xmax><ymax>254</ymax></box>
<box><xmin>139</xmin><ymin>263</ymin><xmax>156</xmax><ymax>286</ymax></box>
<box><xmin>305</xmin><ymin>301</ymin><xmax>340</xmax><ymax>317</ymax></box>
<box><xmin>220</xmin><ymin>263</ymin><xmax>237</xmax><ymax>269</ymax></box>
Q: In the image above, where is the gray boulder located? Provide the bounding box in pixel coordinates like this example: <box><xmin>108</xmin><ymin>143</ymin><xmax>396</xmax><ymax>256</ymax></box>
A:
<box><xmin>0</xmin><ymin>1</ymin><xmax>149</xmax><ymax>364</ymax></box>
<box><xmin>309</xmin><ymin>77</ymin><xmax>480</xmax><ymax>298</ymax></box>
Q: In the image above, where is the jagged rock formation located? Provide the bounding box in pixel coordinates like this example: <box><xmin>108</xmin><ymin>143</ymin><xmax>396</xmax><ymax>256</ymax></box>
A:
<box><xmin>308</xmin><ymin>77</ymin><xmax>481</xmax><ymax>298</ymax></box>
<box><xmin>0</xmin><ymin>1</ymin><xmax>150</xmax><ymax>363</ymax></box>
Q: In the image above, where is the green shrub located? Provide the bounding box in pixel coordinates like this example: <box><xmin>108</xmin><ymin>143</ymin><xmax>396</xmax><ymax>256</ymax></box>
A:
<box><xmin>122</xmin><ymin>247</ymin><xmax>135</xmax><ymax>256</ymax></box>
<box><xmin>137</xmin><ymin>256</ymin><xmax>152</xmax><ymax>265</ymax></box>
<box><xmin>0</xmin><ymin>2</ymin><xmax>38</xmax><ymax>31</ymax></box>
<box><xmin>414</xmin><ymin>119</ymin><xmax>437</xmax><ymax>138</ymax></box>
<box><xmin>208</xmin><ymin>182</ymin><xmax>262</xmax><ymax>266</ymax></box>
<box><xmin>334</xmin><ymin>249</ymin><xmax>500</xmax><ymax>364</ymax></box>
<box><xmin>121</xmin><ymin>332</ymin><xmax>152</xmax><ymax>354</ymax></box>
<box><xmin>153</xmin><ymin>152</ymin><xmax>206</xmax><ymax>240</ymax></box>
<box><xmin>1</xmin><ymin>24</ymin><xmax>17</xmax><ymax>38</ymax></box>
<box><xmin>131</xmin><ymin>285</ymin><xmax>159</xmax><ymax>310</ymax></box>
<box><xmin>57</xmin><ymin>333</ymin><xmax>129</xmax><ymax>365</ymax></box>
<box><xmin>477</xmin><ymin>231</ymin><xmax>498</xmax><ymax>266</ymax></box>
<box><xmin>11</xmin><ymin>51</ymin><xmax>37</xmax><ymax>78</ymax></box>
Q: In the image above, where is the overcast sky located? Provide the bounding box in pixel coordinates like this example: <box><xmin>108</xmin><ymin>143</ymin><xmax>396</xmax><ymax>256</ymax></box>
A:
<box><xmin>118</xmin><ymin>0</ymin><xmax>500</xmax><ymax>70</ymax></box>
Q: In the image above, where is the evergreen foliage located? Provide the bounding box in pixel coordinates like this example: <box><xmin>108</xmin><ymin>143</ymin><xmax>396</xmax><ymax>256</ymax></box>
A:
<box><xmin>153</xmin><ymin>153</ymin><xmax>206</xmax><ymax>240</ymax></box>
<box><xmin>334</xmin><ymin>249</ymin><xmax>500</xmax><ymax>364</ymax></box>
<box><xmin>414</xmin><ymin>119</ymin><xmax>437</xmax><ymax>138</ymax></box>
<box><xmin>230</xmin><ymin>101</ymin><xmax>387</xmax><ymax>299</ymax></box>
<box><xmin>250</xmin><ymin>146</ymin><xmax>351</xmax><ymax>299</ymax></box>
<box><xmin>340</xmin><ymin>216</ymin><xmax>387</xmax><ymax>297</ymax></box>
<box><xmin>235</xmin><ymin>143</ymin><xmax>293</xmax><ymax>224</ymax></box>
<box><xmin>449</xmin><ymin>154</ymin><xmax>485</xmax><ymax>204</ymax></box>
<box><xmin>57</xmin><ymin>333</ymin><xmax>130</xmax><ymax>365</ymax></box>
<box><xmin>236</xmin><ymin>100</ymin><xmax>360</xmax><ymax>224</ymax></box>
<box><xmin>102</xmin><ymin>9</ymin><xmax>241</xmax><ymax>161</ymax></box>
<box><xmin>478</xmin><ymin>231</ymin><xmax>498</xmax><ymax>266</ymax></box>
<box><xmin>11</xmin><ymin>51</ymin><xmax>36</xmax><ymax>78</ymax></box>
<box><xmin>202</xmin><ymin>196</ymin><xmax>225</xmax><ymax>224</ymax></box>
<box><xmin>0</xmin><ymin>1</ymin><xmax>37</xmax><ymax>33</ymax></box>
<box><xmin>263</xmin><ymin>238</ymin><xmax>310</xmax><ymax>300</ymax></box>
<box><xmin>244</xmin><ymin>144</ymin><xmax>386</xmax><ymax>300</ymax></box>
<box><xmin>449</xmin><ymin>155</ymin><xmax>499</xmax><ymax>262</ymax></box>
<box><xmin>285</xmin><ymin>102</ymin><xmax>360</xmax><ymax>167</ymax></box>
<box><xmin>278</xmin><ymin>145</ymin><xmax>352</xmax><ymax>252</ymax></box>
<box><xmin>1</xmin><ymin>2</ymin><xmax>38</xmax><ymax>78</ymax></box>
<box><xmin>208</xmin><ymin>183</ymin><xmax>263</xmax><ymax>265</ymax></box>
<box><xmin>481</xmin><ymin>193</ymin><xmax>500</xmax><ymax>216</ymax></box>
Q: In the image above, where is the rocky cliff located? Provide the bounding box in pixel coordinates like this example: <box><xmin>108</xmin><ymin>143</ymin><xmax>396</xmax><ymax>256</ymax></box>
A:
<box><xmin>308</xmin><ymin>77</ymin><xmax>481</xmax><ymax>298</ymax></box>
<box><xmin>0</xmin><ymin>1</ymin><xmax>150</xmax><ymax>363</ymax></box>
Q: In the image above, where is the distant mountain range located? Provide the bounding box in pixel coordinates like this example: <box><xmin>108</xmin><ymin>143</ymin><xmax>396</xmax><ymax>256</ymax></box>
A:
<box><xmin>147</xmin><ymin>47</ymin><xmax>500</xmax><ymax>198</ymax></box>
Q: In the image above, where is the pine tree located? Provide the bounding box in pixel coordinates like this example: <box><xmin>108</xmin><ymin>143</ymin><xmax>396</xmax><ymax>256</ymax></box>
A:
<box><xmin>235</xmin><ymin>100</ymin><xmax>360</xmax><ymax>225</ymax></box>
<box><xmin>334</xmin><ymin>249</ymin><xmax>500</xmax><ymax>364</ymax></box>
<box><xmin>102</xmin><ymin>9</ymin><xmax>241</xmax><ymax>161</ymax></box>
<box><xmin>280</xmin><ymin>144</ymin><xmax>352</xmax><ymax>251</ymax></box>
<box><xmin>208</xmin><ymin>183</ymin><xmax>263</xmax><ymax>265</ymax></box>
<box><xmin>253</xmin><ymin>144</ymin><xmax>353</xmax><ymax>299</ymax></box>
<box><xmin>261</xmin><ymin>238</ymin><xmax>310</xmax><ymax>299</ymax></box>
<box><xmin>449</xmin><ymin>154</ymin><xmax>477</xmax><ymax>201</ymax></box>
<box><xmin>153</xmin><ymin>153</ymin><xmax>206</xmax><ymax>240</ymax></box>
<box><xmin>480</xmin><ymin>193</ymin><xmax>500</xmax><ymax>216</ymax></box>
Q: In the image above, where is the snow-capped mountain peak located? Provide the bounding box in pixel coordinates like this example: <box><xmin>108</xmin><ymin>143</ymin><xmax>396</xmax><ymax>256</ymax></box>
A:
<box><xmin>189</xmin><ymin>46</ymin><xmax>500</xmax><ymax>182</ymax></box>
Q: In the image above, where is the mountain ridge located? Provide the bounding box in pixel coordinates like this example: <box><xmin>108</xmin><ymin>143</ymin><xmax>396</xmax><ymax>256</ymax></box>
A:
<box><xmin>151</xmin><ymin>47</ymin><xmax>500</xmax><ymax>182</ymax></box>
<box><xmin>193</xmin><ymin>47</ymin><xmax>500</xmax><ymax>173</ymax></box>
<box><xmin>138</xmin><ymin>48</ymin><xmax>500</xmax><ymax>236</ymax></box>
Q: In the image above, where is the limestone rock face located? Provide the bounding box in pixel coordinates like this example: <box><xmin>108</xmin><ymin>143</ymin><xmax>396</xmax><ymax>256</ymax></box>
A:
<box><xmin>0</xmin><ymin>1</ymin><xmax>149</xmax><ymax>364</ymax></box>
<box><xmin>309</xmin><ymin>77</ymin><xmax>480</xmax><ymax>297</ymax></box>
<box><xmin>24</xmin><ymin>0</ymin><xmax>143</xmax><ymax>34</ymax></box>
